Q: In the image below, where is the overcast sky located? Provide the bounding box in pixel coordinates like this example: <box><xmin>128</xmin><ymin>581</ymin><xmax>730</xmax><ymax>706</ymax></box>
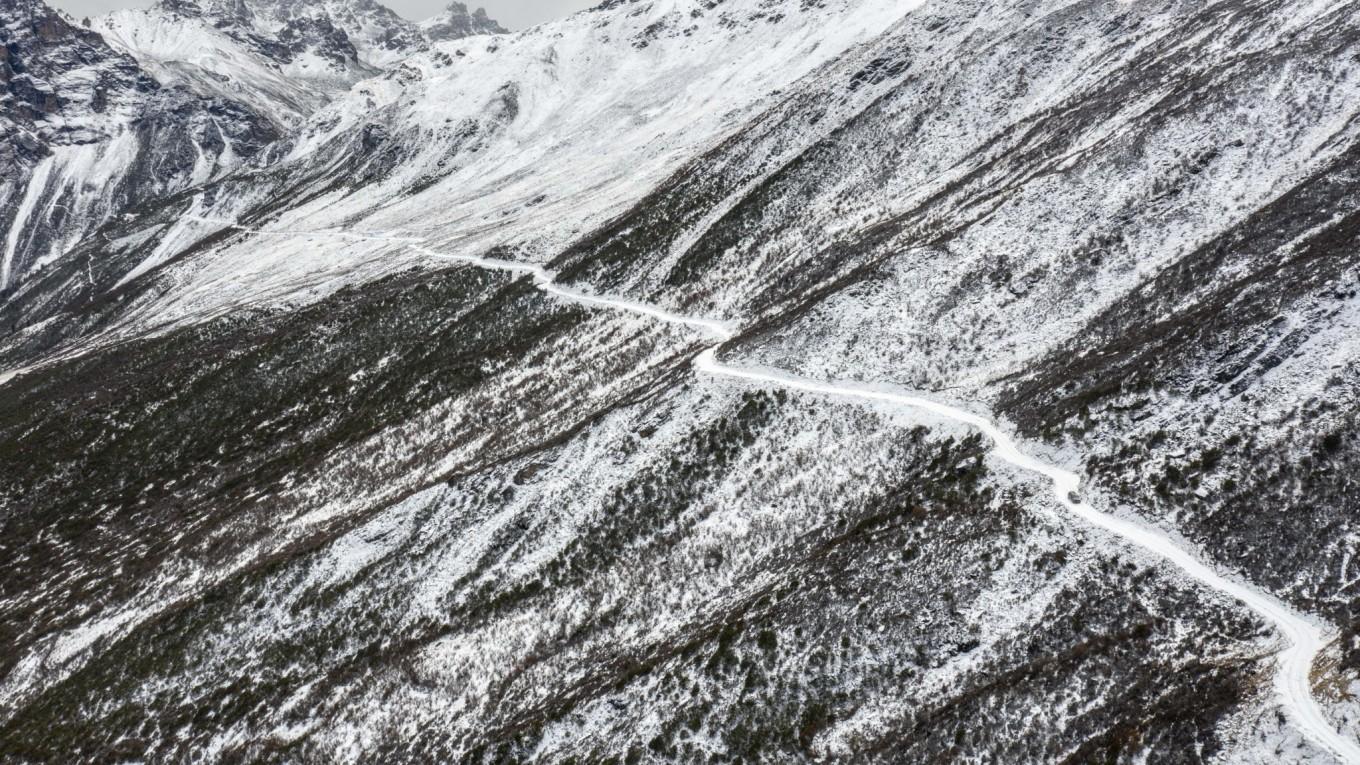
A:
<box><xmin>47</xmin><ymin>0</ymin><xmax>596</xmax><ymax>30</ymax></box>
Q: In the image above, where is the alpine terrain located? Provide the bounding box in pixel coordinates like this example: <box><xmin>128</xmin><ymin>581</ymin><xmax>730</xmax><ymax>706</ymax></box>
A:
<box><xmin>2</xmin><ymin>0</ymin><xmax>1360</xmax><ymax>762</ymax></box>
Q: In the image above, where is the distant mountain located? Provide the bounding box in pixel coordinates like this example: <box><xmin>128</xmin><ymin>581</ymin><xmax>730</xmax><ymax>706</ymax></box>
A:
<box><xmin>235</xmin><ymin>0</ymin><xmax>430</xmax><ymax>68</ymax></box>
<box><xmin>2</xmin><ymin>0</ymin><xmax>510</xmax><ymax>296</ymax></box>
<box><xmin>420</xmin><ymin>2</ymin><xmax>506</xmax><ymax>42</ymax></box>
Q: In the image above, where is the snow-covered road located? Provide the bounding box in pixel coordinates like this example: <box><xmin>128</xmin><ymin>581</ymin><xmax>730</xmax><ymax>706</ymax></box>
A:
<box><xmin>700</xmin><ymin>351</ymin><xmax>1360</xmax><ymax>763</ymax></box>
<box><xmin>179</xmin><ymin>219</ymin><xmax>1360</xmax><ymax>762</ymax></box>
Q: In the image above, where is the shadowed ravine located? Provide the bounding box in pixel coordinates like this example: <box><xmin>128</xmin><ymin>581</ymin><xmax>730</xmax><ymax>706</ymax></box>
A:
<box><xmin>64</xmin><ymin>217</ymin><xmax>1353</xmax><ymax>763</ymax></box>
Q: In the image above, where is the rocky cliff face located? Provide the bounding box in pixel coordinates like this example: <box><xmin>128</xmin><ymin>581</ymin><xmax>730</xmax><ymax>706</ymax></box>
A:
<box><xmin>3</xmin><ymin>0</ymin><xmax>1360</xmax><ymax>762</ymax></box>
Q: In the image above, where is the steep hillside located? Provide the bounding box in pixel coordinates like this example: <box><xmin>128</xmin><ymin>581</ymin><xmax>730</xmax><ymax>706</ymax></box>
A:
<box><xmin>6</xmin><ymin>0</ymin><xmax>915</xmax><ymax>352</ymax></box>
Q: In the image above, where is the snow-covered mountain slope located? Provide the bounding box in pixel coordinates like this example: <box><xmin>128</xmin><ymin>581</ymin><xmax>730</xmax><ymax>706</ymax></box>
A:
<box><xmin>91</xmin><ymin>3</ymin><xmax>375</xmax><ymax>128</ymax></box>
<box><xmin>89</xmin><ymin>0</ymin><xmax>509</xmax><ymax>128</ymax></box>
<box><xmin>0</xmin><ymin>236</ymin><xmax>1278</xmax><ymax>761</ymax></box>
<box><xmin>2</xmin><ymin>0</ymin><xmax>508</xmax><ymax>294</ymax></box>
<box><xmin>4</xmin><ymin>0</ymin><xmax>1360</xmax><ymax>761</ymax></box>
<box><xmin>0</xmin><ymin>0</ymin><xmax>276</xmax><ymax>294</ymax></box>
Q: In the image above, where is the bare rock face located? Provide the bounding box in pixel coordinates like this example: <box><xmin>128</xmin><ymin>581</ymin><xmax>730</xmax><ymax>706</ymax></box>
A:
<box><xmin>2</xmin><ymin>0</ymin><xmax>150</xmax><ymax>132</ymax></box>
<box><xmin>274</xmin><ymin>14</ymin><xmax>364</xmax><ymax>68</ymax></box>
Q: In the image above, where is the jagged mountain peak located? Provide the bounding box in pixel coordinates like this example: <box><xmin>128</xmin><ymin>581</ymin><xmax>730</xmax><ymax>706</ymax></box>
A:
<box><xmin>91</xmin><ymin>0</ymin><xmax>505</xmax><ymax>132</ymax></box>
<box><xmin>420</xmin><ymin>1</ymin><xmax>506</xmax><ymax>41</ymax></box>
<box><xmin>155</xmin><ymin>0</ymin><xmax>254</xmax><ymax>22</ymax></box>
<box><xmin>91</xmin><ymin>0</ymin><xmax>391</xmax><ymax>129</ymax></box>
<box><xmin>147</xmin><ymin>0</ymin><xmax>427</xmax><ymax>68</ymax></box>
<box><xmin>240</xmin><ymin>0</ymin><xmax>427</xmax><ymax>66</ymax></box>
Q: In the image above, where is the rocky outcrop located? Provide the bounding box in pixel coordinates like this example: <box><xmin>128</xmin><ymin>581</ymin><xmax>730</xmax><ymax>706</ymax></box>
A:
<box><xmin>275</xmin><ymin>14</ymin><xmax>363</xmax><ymax>68</ymax></box>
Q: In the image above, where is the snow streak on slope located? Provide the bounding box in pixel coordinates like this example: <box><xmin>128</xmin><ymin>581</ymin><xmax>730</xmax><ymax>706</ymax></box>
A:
<box><xmin>191</xmin><ymin>216</ymin><xmax>739</xmax><ymax>340</ymax></box>
<box><xmin>203</xmin><ymin>220</ymin><xmax>1360</xmax><ymax>763</ymax></box>
<box><xmin>417</xmin><ymin>248</ymin><xmax>738</xmax><ymax>342</ymax></box>
<box><xmin>1</xmin><ymin>157</ymin><xmax>56</xmax><ymax>290</ymax></box>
